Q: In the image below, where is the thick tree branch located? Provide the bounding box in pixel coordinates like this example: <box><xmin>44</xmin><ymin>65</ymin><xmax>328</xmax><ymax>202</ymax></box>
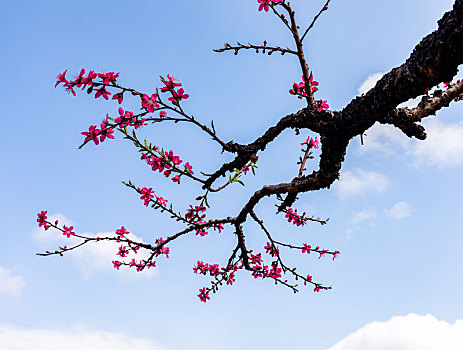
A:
<box><xmin>340</xmin><ymin>0</ymin><xmax>463</xmax><ymax>134</ymax></box>
<box><xmin>378</xmin><ymin>81</ymin><xmax>463</xmax><ymax>139</ymax></box>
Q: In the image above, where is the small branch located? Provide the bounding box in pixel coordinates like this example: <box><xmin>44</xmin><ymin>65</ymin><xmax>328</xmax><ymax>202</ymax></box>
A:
<box><xmin>214</xmin><ymin>42</ymin><xmax>297</xmax><ymax>56</ymax></box>
<box><xmin>300</xmin><ymin>0</ymin><xmax>331</xmax><ymax>42</ymax></box>
<box><xmin>281</xmin><ymin>1</ymin><xmax>315</xmax><ymax>106</ymax></box>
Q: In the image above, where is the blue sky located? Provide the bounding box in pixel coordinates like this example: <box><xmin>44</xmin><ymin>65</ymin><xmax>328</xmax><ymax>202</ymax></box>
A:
<box><xmin>1</xmin><ymin>0</ymin><xmax>463</xmax><ymax>349</ymax></box>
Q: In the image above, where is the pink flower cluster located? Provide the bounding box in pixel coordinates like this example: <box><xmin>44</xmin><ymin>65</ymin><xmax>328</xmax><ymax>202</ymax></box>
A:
<box><xmin>136</xmin><ymin>187</ymin><xmax>168</xmax><ymax>209</ymax></box>
<box><xmin>115</xmin><ymin>107</ymin><xmax>147</xmax><ymax>129</ymax></box>
<box><xmin>185</xmin><ymin>205</ymin><xmax>207</xmax><ymax>223</ymax></box>
<box><xmin>55</xmin><ymin>68</ymin><xmax>119</xmax><ymax>99</ymax></box>
<box><xmin>155</xmin><ymin>238</ymin><xmax>170</xmax><ymax>258</ymax></box>
<box><xmin>81</xmin><ymin>120</ymin><xmax>115</xmax><ymax>146</ymax></box>
<box><xmin>160</xmin><ymin>75</ymin><xmax>189</xmax><ymax>105</ymax></box>
<box><xmin>285</xmin><ymin>208</ymin><xmax>307</xmax><ymax>226</ymax></box>
<box><xmin>250</xmin><ymin>258</ymin><xmax>282</xmax><ymax>280</ymax></box>
<box><xmin>300</xmin><ymin>136</ymin><xmax>319</xmax><ymax>149</ymax></box>
<box><xmin>257</xmin><ymin>0</ymin><xmax>282</xmax><ymax>12</ymax></box>
<box><xmin>141</xmin><ymin>150</ymin><xmax>193</xmax><ymax>185</ymax></box>
<box><xmin>117</xmin><ymin>245</ymin><xmax>129</xmax><ymax>258</ymax></box>
<box><xmin>137</xmin><ymin>186</ymin><xmax>155</xmax><ymax>206</ymax></box>
<box><xmin>289</xmin><ymin>75</ymin><xmax>319</xmax><ymax>98</ymax></box>
<box><xmin>264</xmin><ymin>242</ymin><xmax>279</xmax><ymax>257</ymax></box>
<box><xmin>193</xmin><ymin>261</ymin><xmax>220</xmax><ymax>277</ymax></box>
<box><xmin>185</xmin><ymin>205</ymin><xmax>211</xmax><ymax>236</ymax></box>
<box><xmin>316</xmin><ymin>100</ymin><xmax>329</xmax><ymax>111</ymax></box>
<box><xmin>37</xmin><ymin>211</ymin><xmax>50</xmax><ymax>230</ymax></box>
<box><xmin>289</xmin><ymin>75</ymin><xmax>330</xmax><ymax>111</ymax></box>
<box><xmin>198</xmin><ymin>287</ymin><xmax>210</xmax><ymax>302</ymax></box>
<box><xmin>195</xmin><ymin>260</ymin><xmax>242</xmax><ymax>301</ymax></box>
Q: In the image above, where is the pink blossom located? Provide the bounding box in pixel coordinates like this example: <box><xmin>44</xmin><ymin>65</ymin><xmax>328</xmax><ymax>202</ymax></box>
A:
<box><xmin>64</xmin><ymin>82</ymin><xmax>76</xmax><ymax>96</ymax></box>
<box><xmin>184</xmin><ymin>162</ymin><xmax>194</xmax><ymax>174</ymax></box>
<box><xmin>161</xmin><ymin>74</ymin><xmax>182</xmax><ymax>92</ymax></box>
<box><xmin>198</xmin><ymin>287</ymin><xmax>210</xmax><ymax>302</ymax></box>
<box><xmin>117</xmin><ymin>246</ymin><xmax>129</xmax><ymax>258</ymax></box>
<box><xmin>318</xmin><ymin>249</ymin><xmax>328</xmax><ymax>259</ymax></box>
<box><xmin>98</xmin><ymin>72</ymin><xmax>119</xmax><ymax>85</ymax></box>
<box><xmin>136</xmin><ymin>262</ymin><xmax>145</xmax><ymax>272</ymax></box>
<box><xmin>137</xmin><ymin>187</ymin><xmax>155</xmax><ymax>206</ymax></box>
<box><xmin>55</xmin><ymin>70</ymin><xmax>68</xmax><ymax>88</ymax></box>
<box><xmin>227</xmin><ymin>272</ymin><xmax>236</xmax><ymax>285</ymax></box>
<box><xmin>304</xmin><ymin>275</ymin><xmax>313</xmax><ymax>285</ymax></box>
<box><xmin>94</xmin><ymin>86</ymin><xmax>111</xmax><ymax>100</ymax></box>
<box><xmin>37</xmin><ymin>211</ymin><xmax>48</xmax><ymax>227</ymax></box>
<box><xmin>250</xmin><ymin>253</ymin><xmax>263</xmax><ymax>265</ymax></box>
<box><xmin>112</xmin><ymin>260</ymin><xmax>122</xmax><ymax>270</ymax></box>
<box><xmin>155</xmin><ymin>195</ymin><xmax>168</xmax><ymax>207</ymax></box>
<box><xmin>300</xmin><ymin>136</ymin><xmax>319</xmax><ymax>149</ymax></box>
<box><xmin>99</xmin><ymin>122</ymin><xmax>114</xmax><ymax>143</ymax></box>
<box><xmin>289</xmin><ymin>74</ymin><xmax>319</xmax><ymax>98</ymax></box>
<box><xmin>258</xmin><ymin>0</ymin><xmax>282</xmax><ymax>12</ymax></box>
<box><xmin>264</xmin><ymin>242</ymin><xmax>279</xmax><ymax>257</ymax></box>
<box><xmin>195</xmin><ymin>228</ymin><xmax>208</xmax><ymax>236</ymax></box>
<box><xmin>133</xmin><ymin>117</ymin><xmax>147</xmax><ymax>129</ymax></box>
<box><xmin>333</xmin><ymin>250</ymin><xmax>340</xmax><ymax>260</ymax></box>
<box><xmin>193</xmin><ymin>261</ymin><xmax>206</xmax><ymax>274</ymax></box>
<box><xmin>112</xmin><ymin>93</ymin><xmax>124</xmax><ymax>104</ymax></box>
<box><xmin>172</xmin><ymin>175</ymin><xmax>181</xmax><ymax>184</ymax></box>
<box><xmin>80</xmin><ymin>70</ymin><xmax>97</xmax><ymax>88</ymax></box>
<box><xmin>116</xmin><ymin>226</ymin><xmax>129</xmax><ymax>238</ymax></box>
<box><xmin>141</xmin><ymin>94</ymin><xmax>160</xmax><ymax>113</ymax></box>
<box><xmin>317</xmin><ymin>100</ymin><xmax>329</xmax><ymax>111</ymax></box>
<box><xmin>81</xmin><ymin>125</ymin><xmax>101</xmax><ymax>145</ymax></box>
<box><xmin>62</xmin><ymin>225</ymin><xmax>75</xmax><ymax>238</ymax></box>
<box><xmin>160</xmin><ymin>246</ymin><xmax>170</xmax><ymax>258</ymax></box>
<box><xmin>208</xmin><ymin>264</ymin><xmax>220</xmax><ymax>277</ymax></box>
<box><xmin>185</xmin><ymin>205</ymin><xmax>207</xmax><ymax>223</ymax></box>
<box><xmin>302</xmin><ymin>243</ymin><xmax>311</xmax><ymax>254</ymax></box>
<box><xmin>168</xmin><ymin>88</ymin><xmax>189</xmax><ymax>104</ymax></box>
<box><xmin>268</xmin><ymin>263</ymin><xmax>282</xmax><ymax>279</ymax></box>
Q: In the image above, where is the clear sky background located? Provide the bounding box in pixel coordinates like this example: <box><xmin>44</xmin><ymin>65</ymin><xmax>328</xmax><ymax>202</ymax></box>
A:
<box><xmin>1</xmin><ymin>1</ymin><xmax>463</xmax><ymax>349</ymax></box>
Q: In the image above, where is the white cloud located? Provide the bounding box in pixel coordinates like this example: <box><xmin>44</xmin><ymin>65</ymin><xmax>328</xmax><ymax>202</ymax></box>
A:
<box><xmin>397</xmin><ymin>96</ymin><xmax>421</xmax><ymax>109</ymax></box>
<box><xmin>358</xmin><ymin>123</ymin><xmax>412</xmax><ymax>155</ymax></box>
<box><xmin>409</xmin><ymin>119</ymin><xmax>463</xmax><ymax>168</ymax></box>
<box><xmin>327</xmin><ymin>313</ymin><xmax>463</xmax><ymax>350</ymax></box>
<box><xmin>358</xmin><ymin>73</ymin><xmax>384</xmax><ymax>95</ymax></box>
<box><xmin>33</xmin><ymin>214</ymin><xmax>157</xmax><ymax>279</ymax></box>
<box><xmin>0</xmin><ymin>324</ymin><xmax>166</xmax><ymax>350</ymax></box>
<box><xmin>359</xmin><ymin>119</ymin><xmax>463</xmax><ymax>168</ymax></box>
<box><xmin>386</xmin><ymin>201</ymin><xmax>413</xmax><ymax>219</ymax></box>
<box><xmin>0</xmin><ymin>267</ymin><xmax>25</xmax><ymax>296</ymax></box>
<box><xmin>349</xmin><ymin>207</ymin><xmax>377</xmax><ymax>224</ymax></box>
<box><xmin>334</xmin><ymin>169</ymin><xmax>389</xmax><ymax>200</ymax></box>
